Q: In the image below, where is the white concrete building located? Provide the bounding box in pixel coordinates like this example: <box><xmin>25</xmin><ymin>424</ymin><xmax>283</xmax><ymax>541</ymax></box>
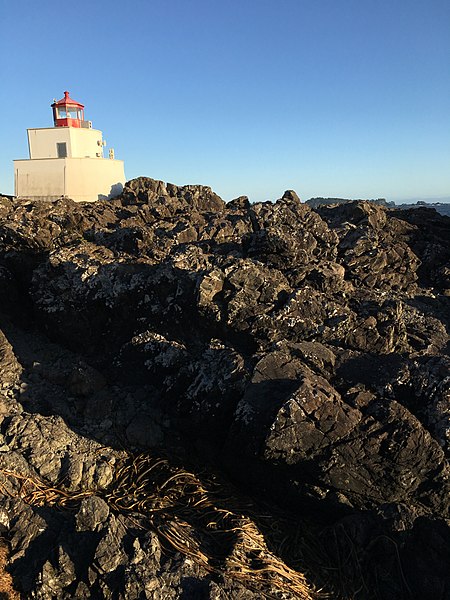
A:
<box><xmin>14</xmin><ymin>91</ymin><xmax>125</xmax><ymax>202</ymax></box>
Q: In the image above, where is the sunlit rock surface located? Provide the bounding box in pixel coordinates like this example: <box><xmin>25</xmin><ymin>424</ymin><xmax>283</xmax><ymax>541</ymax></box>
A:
<box><xmin>0</xmin><ymin>179</ymin><xmax>449</xmax><ymax>599</ymax></box>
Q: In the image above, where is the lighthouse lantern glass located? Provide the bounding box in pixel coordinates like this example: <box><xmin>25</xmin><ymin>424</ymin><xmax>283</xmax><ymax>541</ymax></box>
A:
<box><xmin>57</xmin><ymin>106</ymin><xmax>83</xmax><ymax>120</ymax></box>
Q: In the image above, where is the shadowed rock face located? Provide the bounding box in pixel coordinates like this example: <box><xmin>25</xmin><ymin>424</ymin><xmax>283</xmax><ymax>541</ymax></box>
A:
<box><xmin>0</xmin><ymin>178</ymin><xmax>449</xmax><ymax>599</ymax></box>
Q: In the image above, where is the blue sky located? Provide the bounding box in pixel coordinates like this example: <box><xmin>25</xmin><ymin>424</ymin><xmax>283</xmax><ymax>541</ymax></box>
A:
<box><xmin>1</xmin><ymin>0</ymin><xmax>449</xmax><ymax>202</ymax></box>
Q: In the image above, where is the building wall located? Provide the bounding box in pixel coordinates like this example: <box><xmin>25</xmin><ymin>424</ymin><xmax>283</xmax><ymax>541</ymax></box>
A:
<box><xmin>14</xmin><ymin>159</ymin><xmax>65</xmax><ymax>198</ymax></box>
<box><xmin>69</xmin><ymin>129</ymin><xmax>105</xmax><ymax>159</ymax></box>
<box><xmin>64</xmin><ymin>158</ymin><xmax>125</xmax><ymax>201</ymax></box>
<box><xmin>14</xmin><ymin>157</ymin><xmax>125</xmax><ymax>202</ymax></box>
<box><xmin>27</xmin><ymin>128</ymin><xmax>104</xmax><ymax>159</ymax></box>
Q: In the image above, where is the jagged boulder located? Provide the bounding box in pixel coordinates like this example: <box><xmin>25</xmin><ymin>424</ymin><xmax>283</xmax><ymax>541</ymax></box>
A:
<box><xmin>121</xmin><ymin>177</ymin><xmax>225</xmax><ymax>214</ymax></box>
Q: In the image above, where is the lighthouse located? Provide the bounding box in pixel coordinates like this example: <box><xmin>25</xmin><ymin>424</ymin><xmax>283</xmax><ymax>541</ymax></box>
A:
<box><xmin>13</xmin><ymin>91</ymin><xmax>125</xmax><ymax>202</ymax></box>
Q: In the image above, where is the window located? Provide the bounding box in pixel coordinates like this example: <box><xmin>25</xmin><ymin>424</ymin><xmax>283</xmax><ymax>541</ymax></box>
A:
<box><xmin>67</xmin><ymin>107</ymin><xmax>80</xmax><ymax>119</ymax></box>
<box><xmin>57</xmin><ymin>142</ymin><xmax>67</xmax><ymax>158</ymax></box>
<box><xmin>56</xmin><ymin>106</ymin><xmax>82</xmax><ymax>119</ymax></box>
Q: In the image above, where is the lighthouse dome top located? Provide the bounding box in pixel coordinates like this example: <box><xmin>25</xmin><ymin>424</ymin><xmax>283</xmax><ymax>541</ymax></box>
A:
<box><xmin>51</xmin><ymin>91</ymin><xmax>87</xmax><ymax>128</ymax></box>
<box><xmin>52</xmin><ymin>90</ymin><xmax>84</xmax><ymax>109</ymax></box>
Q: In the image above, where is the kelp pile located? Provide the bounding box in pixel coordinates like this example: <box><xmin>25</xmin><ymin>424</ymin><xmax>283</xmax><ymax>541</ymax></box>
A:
<box><xmin>1</xmin><ymin>452</ymin><xmax>325</xmax><ymax>600</ymax></box>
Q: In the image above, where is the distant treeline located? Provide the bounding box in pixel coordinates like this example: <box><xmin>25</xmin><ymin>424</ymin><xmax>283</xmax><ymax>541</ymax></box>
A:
<box><xmin>306</xmin><ymin>197</ymin><xmax>394</xmax><ymax>208</ymax></box>
<box><xmin>305</xmin><ymin>197</ymin><xmax>450</xmax><ymax>217</ymax></box>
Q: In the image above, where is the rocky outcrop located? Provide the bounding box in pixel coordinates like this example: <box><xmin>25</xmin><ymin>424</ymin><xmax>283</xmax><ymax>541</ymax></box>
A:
<box><xmin>0</xmin><ymin>181</ymin><xmax>449</xmax><ymax>599</ymax></box>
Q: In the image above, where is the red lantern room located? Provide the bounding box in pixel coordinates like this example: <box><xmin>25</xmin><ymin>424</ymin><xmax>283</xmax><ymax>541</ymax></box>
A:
<box><xmin>51</xmin><ymin>91</ymin><xmax>85</xmax><ymax>128</ymax></box>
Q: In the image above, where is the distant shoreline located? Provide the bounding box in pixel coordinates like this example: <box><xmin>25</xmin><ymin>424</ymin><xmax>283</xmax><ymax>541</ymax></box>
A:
<box><xmin>306</xmin><ymin>197</ymin><xmax>450</xmax><ymax>217</ymax></box>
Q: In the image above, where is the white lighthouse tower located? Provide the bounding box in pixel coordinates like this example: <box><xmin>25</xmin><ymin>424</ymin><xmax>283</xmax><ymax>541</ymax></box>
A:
<box><xmin>13</xmin><ymin>91</ymin><xmax>125</xmax><ymax>202</ymax></box>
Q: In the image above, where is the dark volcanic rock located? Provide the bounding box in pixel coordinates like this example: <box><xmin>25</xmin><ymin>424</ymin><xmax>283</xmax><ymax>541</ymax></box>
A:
<box><xmin>121</xmin><ymin>177</ymin><xmax>225</xmax><ymax>215</ymax></box>
<box><xmin>224</xmin><ymin>348</ymin><xmax>449</xmax><ymax>516</ymax></box>
<box><xmin>0</xmin><ymin>178</ymin><xmax>449</xmax><ymax>599</ymax></box>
